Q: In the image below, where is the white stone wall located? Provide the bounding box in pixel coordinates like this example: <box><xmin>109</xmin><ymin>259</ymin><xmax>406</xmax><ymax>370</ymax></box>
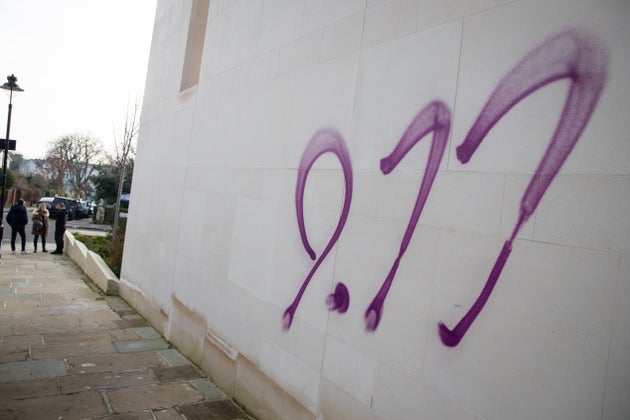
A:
<box><xmin>123</xmin><ymin>0</ymin><xmax>630</xmax><ymax>418</ymax></box>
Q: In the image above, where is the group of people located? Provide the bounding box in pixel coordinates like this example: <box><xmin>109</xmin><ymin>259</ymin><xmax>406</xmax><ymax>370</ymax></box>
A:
<box><xmin>5</xmin><ymin>199</ymin><xmax>66</xmax><ymax>255</ymax></box>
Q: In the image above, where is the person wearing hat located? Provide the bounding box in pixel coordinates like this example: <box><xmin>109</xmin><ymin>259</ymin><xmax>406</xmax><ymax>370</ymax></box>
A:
<box><xmin>6</xmin><ymin>199</ymin><xmax>29</xmax><ymax>254</ymax></box>
<box><xmin>51</xmin><ymin>202</ymin><xmax>67</xmax><ymax>255</ymax></box>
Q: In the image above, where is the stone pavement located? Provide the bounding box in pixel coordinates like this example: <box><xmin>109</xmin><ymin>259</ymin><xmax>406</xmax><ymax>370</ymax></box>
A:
<box><xmin>0</xmin><ymin>251</ymin><xmax>254</xmax><ymax>419</ymax></box>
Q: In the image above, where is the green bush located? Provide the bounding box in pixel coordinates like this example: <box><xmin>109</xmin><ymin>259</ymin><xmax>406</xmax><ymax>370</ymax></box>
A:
<box><xmin>74</xmin><ymin>227</ymin><xmax>126</xmax><ymax>278</ymax></box>
<box><xmin>74</xmin><ymin>233</ymin><xmax>110</xmax><ymax>260</ymax></box>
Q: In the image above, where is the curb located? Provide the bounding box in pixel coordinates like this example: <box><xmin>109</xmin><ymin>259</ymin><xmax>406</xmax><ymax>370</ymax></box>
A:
<box><xmin>67</xmin><ymin>224</ymin><xmax>113</xmax><ymax>232</ymax></box>
<box><xmin>65</xmin><ymin>231</ymin><xmax>119</xmax><ymax>295</ymax></box>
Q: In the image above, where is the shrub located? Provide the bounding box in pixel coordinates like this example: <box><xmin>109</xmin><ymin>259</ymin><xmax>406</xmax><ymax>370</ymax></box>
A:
<box><xmin>73</xmin><ymin>233</ymin><xmax>110</xmax><ymax>261</ymax></box>
<box><xmin>106</xmin><ymin>223</ymin><xmax>126</xmax><ymax>278</ymax></box>
<box><xmin>74</xmin><ymin>224</ymin><xmax>126</xmax><ymax>278</ymax></box>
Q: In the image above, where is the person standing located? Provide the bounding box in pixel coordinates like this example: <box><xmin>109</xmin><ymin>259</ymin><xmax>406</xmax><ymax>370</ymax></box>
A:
<box><xmin>51</xmin><ymin>202</ymin><xmax>67</xmax><ymax>255</ymax></box>
<box><xmin>32</xmin><ymin>203</ymin><xmax>50</xmax><ymax>252</ymax></box>
<box><xmin>6</xmin><ymin>199</ymin><xmax>29</xmax><ymax>254</ymax></box>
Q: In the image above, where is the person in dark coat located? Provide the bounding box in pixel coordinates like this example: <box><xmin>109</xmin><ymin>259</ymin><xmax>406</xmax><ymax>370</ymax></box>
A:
<box><xmin>51</xmin><ymin>202</ymin><xmax>67</xmax><ymax>255</ymax></box>
<box><xmin>6</xmin><ymin>199</ymin><xmax>29</xmax><ymax>254</ymax></box>
<box><xmin>51</xmin><ymin>203</ymin><xmax>67</xmax><ymax>255</ymax></box>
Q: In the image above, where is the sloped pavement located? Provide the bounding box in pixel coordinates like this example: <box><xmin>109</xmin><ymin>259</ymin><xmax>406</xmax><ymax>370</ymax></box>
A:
<box><xmin>0</xmin><ymin>251</ymin><xmax>254</xmax><ymax>419</ymax></box>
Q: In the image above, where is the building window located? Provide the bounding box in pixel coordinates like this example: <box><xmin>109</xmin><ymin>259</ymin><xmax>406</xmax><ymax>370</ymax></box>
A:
<box><xmin>181</xmin><ymin>0</ymin><xmax>210</xmax><ymax>91</ymax></box>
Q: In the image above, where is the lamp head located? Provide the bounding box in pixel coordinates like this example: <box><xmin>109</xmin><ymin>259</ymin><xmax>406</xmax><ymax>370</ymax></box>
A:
<box><xmin>0</xmin><ymin>74</ymin><xmax>23</xmax><ymax>92</ymax></box>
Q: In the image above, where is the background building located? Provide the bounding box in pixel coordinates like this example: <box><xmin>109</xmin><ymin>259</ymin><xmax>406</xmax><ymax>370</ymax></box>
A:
<box><xmin>121</xmin><ymin>1</ymin><xmax>630</xmax><ymax>418</ymax></box>
<box><xmin>18</xmin><ymin>159</ymin><xmax>48</xmax><ymax>177</ymax></box>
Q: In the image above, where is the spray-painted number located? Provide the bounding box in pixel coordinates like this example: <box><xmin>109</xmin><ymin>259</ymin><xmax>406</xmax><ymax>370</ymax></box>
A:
<box><xmin>283</xmin><ymin>29</ymin><xmax>608</xmax><ymax>347</ymax></box>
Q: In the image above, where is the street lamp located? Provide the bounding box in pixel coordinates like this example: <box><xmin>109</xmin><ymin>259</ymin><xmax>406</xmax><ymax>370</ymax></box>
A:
<box><xmin>0</xmin><ymin>74</ymin><xmax>23</xmax><ymax>259</ymax></box>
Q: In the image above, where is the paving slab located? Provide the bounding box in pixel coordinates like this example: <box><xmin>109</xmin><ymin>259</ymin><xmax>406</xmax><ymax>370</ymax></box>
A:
<box><xmin>37</xmin><ymin>293</ymin><xmax>66</xmax><ymax>305</ymax></box>
<box><xmin>114</xmin><ymin>337</ymin><xmax>170</xmax><ymax>353</ymax></box>
<box><xmin>32</xmin><ymin>340</ymin><xmax>117</xmax><ymax>360</ymax></box>
<box><xmin>42</xmin><ymin>331</ymin><xmax>112</xmax><ymax>346</ymax></box>
<box><xmin>111</xmin><ymin>328</ymin><xmax>142</xmax><ymax>341</ymax></box>
<box><xmin>0</xmin><ymin>378</ymin><xmax>58</xmax><ymax>401</ymax></box>
<box><xmin>68</xmin><ymin>351</ymin><xmax>169</xmax><ymax>374</ymax></box>
<box><xmin>60</xmin><ymin>369</ymin><xmax>159</xmax><ymax>394</ymax></box>
<box><xmin>0</xmin><ymin>348</ymin><xmax>28</xmax><ymax>362</ymax></box>
<box><xmin>154</xmin><ymin>408</ymin><xmax>185</xmax><ymax>419</ymax></box>
<box><xmin>12</xmin><ymin>281</ymin><xmax>44</xmax><ymax>289</ymax></box>
<box><xmin>0</xmin><ymin>359</ymin><xmax>67</xmax><ymax>382</ymax></box>
<box><xmin>0</xmin><ymin>293</ymin><xmax>41</xmax><ymax>302</ymax></box>
<box><xmin>114</xmin><ymin>316</ymin><xmax>148</xmax><ymax>329</ymax></box>
<box><xmin>154</xmin><ymin>364</ymin><xmax>203</xmax><ymax>383</ymax></box>
<box><xmin>106</xmin><ymin>382</ymin><xmax>203</xmax><ymax>412</ymax></box>
<box><xmin>134</xmin><ymin>326</ymin><xmax>161</xmax><ymax>339</ymax></box>
<box><xmin>189</xmin><ymin>378</ymin><xmax>227</xmax><ymax>400</ymax></box>
<box><xmin>0</xmin><ymin>334</ymin><xmax>44</xmax><ymax>351</ymax></box>
<box><xmin>158</xmin><ymin>349</ymin><xmax>191</xmax><ymax>366</ymax></box>
<box><xmin>0</xmin><ymin>390</ymin><xmax>108</xmax><ymax>420</ymax></box>
<box><xmin>178</xmin><ymin>399</ymin><xmax>252</xmax><ymax>420</ymax></box>
<box><xmin>17</xmin><ymin>314</ymin><xmax>82</xmax><ymax>335</ymax></box>
<box><xmin>105</xmin><ymin>296</ymin><xmax>136</xmax><ymax>313</ymax></box>
<box><xmin>50</xmin><ymin>303</ymin><xmax>102</xmax><ymax>315</ymax></box>
<box><xmin>98</xmin><ymin>411</ymin><xmax>157</xmax><ymax>420</ymax></box>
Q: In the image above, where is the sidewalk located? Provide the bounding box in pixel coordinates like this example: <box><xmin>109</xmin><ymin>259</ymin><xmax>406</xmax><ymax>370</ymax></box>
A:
<box><xmin>0</xmin><ymin>251</ymin><xmax>254</xmax><ymax>419</ymax></box>
<box><xmin>66</xmin><ymin>217</ymin><xmax>112</xmax><ymax>237</ymax></box>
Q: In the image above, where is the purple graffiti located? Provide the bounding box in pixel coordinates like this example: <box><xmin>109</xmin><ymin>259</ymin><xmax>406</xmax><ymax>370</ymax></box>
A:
<box><xmin>281</xmin><ymin>28</ymin><xmax>608</xmax><ymax>345</ymax></box>
<box><xmin>326</xmin><ymin>282</ymin><xmax>350</xmax><ymax>313</ymax></box>
<box><xmin>439</xmin><ymin>29</ymin><xmax>608</xmax><ymax>346</ymax></box>
<box><xmin>365</xmin><ymin>101</ymin><xmax>450</xmax><ymax>331</ymax></box>
<box><xmin>283</xmin><ymin>129</ymin><xmax>353</xmax><ymax>330</ymax></box>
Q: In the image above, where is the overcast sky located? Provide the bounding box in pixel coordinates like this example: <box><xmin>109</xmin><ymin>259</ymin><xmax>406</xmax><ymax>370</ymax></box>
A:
<box><xmin>0</xmin><ymin>0</ymin><xmax>157</xmax><ymax>159</ymax></box>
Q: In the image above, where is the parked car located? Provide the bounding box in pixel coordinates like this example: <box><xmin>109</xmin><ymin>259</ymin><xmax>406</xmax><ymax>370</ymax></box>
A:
<box><xmin>82</xmin><ymin>200</ymin><xmax>94</xmax><ymax>216</ymax></box>
<box><xmin>37</xmin><ymin>196</ymin><xmax>82</xmax><ymax>220</ymax></box>
<box><xmin>76</xmin><ymin>200</ymin><xmax>91</xmax><ymax>219</ymax></box>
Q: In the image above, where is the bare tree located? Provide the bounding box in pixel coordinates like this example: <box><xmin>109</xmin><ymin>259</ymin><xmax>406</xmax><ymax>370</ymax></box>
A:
<box><xmin>45</xmin><ymin>156</ymin><xmax>70</xmax><ymax>194</ymax></box>
<box><xmin>46</xmin><ymin>133</ymin><xmax>104</xmax><ymax>197</ymax></box>
<box><xmin>112</xmin><ymin>100</ymin><xmax>140</xmax><ymax>237</ymax></box>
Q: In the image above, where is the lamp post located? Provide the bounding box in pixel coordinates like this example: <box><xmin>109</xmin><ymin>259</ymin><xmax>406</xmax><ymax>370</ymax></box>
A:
<box><xmin>0</xmin><ymin>74</ymin><xmax>23</xmax><ymax>259</ymax></box>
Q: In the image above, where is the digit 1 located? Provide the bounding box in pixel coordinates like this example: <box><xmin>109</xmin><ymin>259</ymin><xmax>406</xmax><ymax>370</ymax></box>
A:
<box><xmin>365</xmin><ymin>101</ymin><xmax>450</xmax><ymax>331</ymax></box>
<box><xmin>283</xmin><ymin>129</ymin><xmax>353</xmax><ymax>330</ymax></box>
<box><xmin>439</xmin><ymin>29</ymin><xmax>608</xmax><ymax>347</ymax></box>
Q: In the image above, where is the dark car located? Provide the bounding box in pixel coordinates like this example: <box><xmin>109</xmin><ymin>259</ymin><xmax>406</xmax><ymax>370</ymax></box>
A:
<box><xmin>38</xmin><ymin>196</ymin><xmax>81</xmax><ymax>220</ymax></box>
<box><xmin>76</xmin><ymin>200</ymin><xmax>91</xmax><ymax>219</ymax></box>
